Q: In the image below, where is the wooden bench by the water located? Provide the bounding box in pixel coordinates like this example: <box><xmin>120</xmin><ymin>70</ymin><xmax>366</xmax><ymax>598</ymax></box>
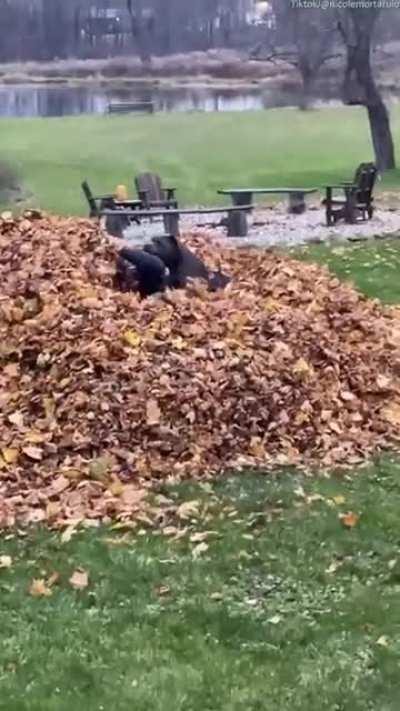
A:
<box><xmin>108</xmin><ymin>101</ymin><xmax>154</xmax><ymax>115</ymax></box>
<box><xmin>218</xmin><ymin>187</ymin><xmax>318</xmax><ymax>214</ymax></box>
<box><xmin>101</xmin><ymin>205</ymin><xmax>252</xmax><ymax>238</ymax></box>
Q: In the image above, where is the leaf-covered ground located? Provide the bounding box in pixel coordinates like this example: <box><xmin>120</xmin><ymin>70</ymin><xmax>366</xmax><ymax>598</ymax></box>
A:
<box><xmin>2</xmin><ymin>213</ymin><xmax>400</xmax><ymax>529</ymax></box>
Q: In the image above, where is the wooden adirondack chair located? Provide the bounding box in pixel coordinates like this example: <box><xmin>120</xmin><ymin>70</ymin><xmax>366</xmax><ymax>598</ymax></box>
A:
<box><xmin>323</xmin><ymin>163</ymin><xmax>378</xmax><ymax>226</ymax></box>
<box><xmin>134</xmin><ymin>173</ymin><xmax>178</xmax><ymax>209</ymax></box>
<box><xmin>81</xmin><ymin>180</ymin><xmax>115</xmax><ymax>218</ymax></box>
<box><xmin>81</xmin><ymin>180</ymin><xmax>143</xmax><ymax>237</ymax></box>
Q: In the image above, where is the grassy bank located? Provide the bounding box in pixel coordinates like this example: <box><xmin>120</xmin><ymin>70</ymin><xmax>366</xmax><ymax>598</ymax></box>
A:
<box><xmin>1</xmin><ymin>106</ymin><xmax>400</xmax><ymax>215</ymax></box>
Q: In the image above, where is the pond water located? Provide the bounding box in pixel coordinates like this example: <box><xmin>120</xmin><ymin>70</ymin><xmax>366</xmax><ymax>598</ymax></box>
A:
<box><xmin>0</xmin><ymin>83</ymin><xmax>343</xmax><ymax>118</ymax></box>
<box><xmin>1</xmin><ymin>83</ymin><xmax>398</xmax><ymax>119</ymax></box>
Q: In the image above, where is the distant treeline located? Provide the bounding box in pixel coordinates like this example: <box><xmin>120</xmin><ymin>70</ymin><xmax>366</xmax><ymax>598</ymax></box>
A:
<box><xmin>0</xmin><ymin>0</ymin><xmax>270</xmax><ymax>63</ymax></box>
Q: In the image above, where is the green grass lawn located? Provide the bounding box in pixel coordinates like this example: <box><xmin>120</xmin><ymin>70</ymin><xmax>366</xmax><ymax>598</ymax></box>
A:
<box><xmin>293</xmin><ymin>238</ymin><xmax>400</xmax><ymax>304</ymax></box>
<box><xmin>1</xmin><ymin>105</ymin><xmax>400</xmax><ymax>215</ymax></box>
<box><xmin>3</xmin><ymin>109</ymin><xmax>400</xmax><ymax>708</ymax></box>
<box><xmin>2</xmin><ymin>461</ymin><xmax>400</xmax><ymax>711</ymax></box>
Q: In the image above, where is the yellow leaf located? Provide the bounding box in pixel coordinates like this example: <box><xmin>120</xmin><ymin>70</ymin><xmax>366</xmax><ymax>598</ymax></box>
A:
<box><xmin>210</xmin><ymin>592</ymin><xmax>223</xmax><ymax>601</ymax></box>
<box><xmin>146</xmin><ymin>398</ymin><xmax>161</xmax><ymax>426</ymax></box>
<box><xmin>382</xmin><ymin>402</ymin><xmax>400</xmax><ymax>427</ymax></box>
<box><xmin>29</xmin><ymin>579</ymin><xmax>53</xmax><ymax>597</ymax></box>
<box><xmin>115</xmin><ymin>184</ymin><xmax>128</xmax><ymax>201</ymax></box>
<box><xmin>1</xmin><ymin>448</ymin><xmax>19</xmax><ymax>464</ymax></box>
<box><xmin>43</xmin><ymin>396</ymin><xmax>55</xmax><ymax>418</ymax></box>
<box><xmin>69</xmin><ymin>568</ymin><xmax>89</xmax><ymax>590</ymax></box>
<box><xmin>377</xmin><ymin>375</ymin><xmax>392</xmax><ymax>390</ymax></box>
<box><xmin>46</xmin><ymin>502</ymin><xmax>61</xmax><ymax>520</ymax></box>
<box><xmin>108</xmin><ymin>476</ymin><xmax>124</xmax><ymax>497</ymax></box>
<box><xmin>190</xmin><ymin>531</ymin><xmax>211</xmax><ymax>543</ymax></box>
<box><xmin>376</xmin><ymin>635</ymin><xmax>390</xmax><ymax>648</ymax></box>
<box><xmin>8</xmin><ymin>412</ymin><xmax>24</xmax><ymax>428</ymax></box>
<box><xmin>263</xmin><ymin>298</ymin><xmax>280</xmax><ymax>313</ymax></box>
<box><xmin>123</xmin><ymin>330</ymin><xmax>141</xmax><ymax>348</ymax></box>
<box><xmin>47</xmin><ymin>571</ymin><xmax>60</xmax><ymax>588</ymax></box>
<box><xmin>24</xmin><ymin>431</ymin><xmax>47</xmax><ymax>444</ymax></box>
<box><xmin>89</xmin><ymin>457</ymin><xmax>112</xmax><ymax>481</ymax></box>
<box><xmin>292</xmin><ymin>358</ymin><xmax>314</xmax><ymax>381</ymax></box>
<box><xmin>192</xmin><ymin>542</ymin><xmax>209</xmax><ymax>559</ymax></box>
<box><xmin>294</xmin><ymin>411</ymin><xmax>310</xmax><ymax>426</ymax></box>
<box><xmin>60</xmin><ymin>525</ymin><xmax>77</xmax><ymax>544</ymax></box>
<box><xmin>332</xmin><ymin>495</ymin><xmax>346</xmax><ymax>506</ymax></box>
<box><xmin>0</xmin><ymin>555</ymin><xmax>12</xmax><ymax>569</ymax></box>
<box><xmin>249</xmin><ymin>436</ymin><xmax>265</xmax><ymax>458</ymax></box>
<box><xmin>177</xmin><ymin>500</ymin><xmax>200</xmax><ymax>520</ymax></box>
<box><xmin>162</xmin><ymin>526</ymin><xmax>180</xmax><ymax>537</ymax></box>
<box><xmin>172</xmin><ymin>336</ymin><xmax>187</xmax><ymax>350</ymax></box>
<box><xmin>325</xmin><ymin>560</ymin><xmax>343</xmax><ymax>575</ymax></box>
<box><xmin>64</xmin><ymin>469</ymin><xmax>82</xmax><ymax>481</ymax></box>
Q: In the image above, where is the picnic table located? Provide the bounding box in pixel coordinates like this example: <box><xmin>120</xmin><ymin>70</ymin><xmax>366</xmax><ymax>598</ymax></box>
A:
<box><xmin>218</xmin><ymin>187</ymin><xmax>318</xmax><ymax>214</ymax></box>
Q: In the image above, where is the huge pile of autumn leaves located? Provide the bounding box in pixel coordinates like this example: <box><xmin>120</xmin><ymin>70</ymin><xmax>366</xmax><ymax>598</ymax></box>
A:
<box><xmin>1</xmin><ymin>212</ymin><xmax>400</xmax><ymax>529</ymax></box>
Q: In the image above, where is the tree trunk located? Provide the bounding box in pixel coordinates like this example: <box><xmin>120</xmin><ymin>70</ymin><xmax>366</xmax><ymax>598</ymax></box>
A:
<box><xmin>340</xmin><ymin>11</ymin><xmax>395</xmax><ymax>171</ymax></box>
<box><xmin>127</xmin><ymin>0</ymin><xmax>152</xmax><ymax>66</ymax></box>
<box><xmin>367</xmin><ymin>100</ymin><xmax>395</xmax><ymax>171</ymax></box>
<box><xmin>299</xmin><ymin>69</ymin><xmax>315</xmax><ymax>111</ymax></box>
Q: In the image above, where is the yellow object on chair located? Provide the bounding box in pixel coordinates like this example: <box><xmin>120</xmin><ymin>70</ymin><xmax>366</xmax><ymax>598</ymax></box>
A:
<box><xmin>115</xmin><ymin>184</ymin><xmax>128</xmax><ymax>201</ymax></box>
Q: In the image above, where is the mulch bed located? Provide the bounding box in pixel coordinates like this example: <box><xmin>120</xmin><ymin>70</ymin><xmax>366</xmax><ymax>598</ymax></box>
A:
<box><xmin>1</xmin><ymin>212</ymin><xmax>400</xmax><ymax>530</ymax></box>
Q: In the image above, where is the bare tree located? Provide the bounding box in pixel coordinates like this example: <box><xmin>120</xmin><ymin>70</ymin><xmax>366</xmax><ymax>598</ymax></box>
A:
<box><xmin>127</xmin><ymin>0</ymin><xmax>156</xmax><ymax>65</ymax></box>
<box><xmin>337</xmin><ymin>9</ymin><xmax>395</xmax><ymax>170</ymax></box>
<box><xmin>252</xmin><ymin>4</ymin><xmax>339</xmax><ymax>109</ymax></box>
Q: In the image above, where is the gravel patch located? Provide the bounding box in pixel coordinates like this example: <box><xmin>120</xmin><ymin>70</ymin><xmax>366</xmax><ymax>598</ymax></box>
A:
<box><xmin>121</xmin><ymin>202</ymin><xmax>400</xmax><ymax>249</ymax></box>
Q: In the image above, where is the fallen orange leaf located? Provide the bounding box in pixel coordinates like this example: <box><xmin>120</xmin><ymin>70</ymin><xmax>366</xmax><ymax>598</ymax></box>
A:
<box><xmin>339</xmin><ymin>511</ymin><xmax>360</xmax><ymax>528</ymax></box>
<box><xmin>69</xmin><ymin>568</ymin><xmax>89</xmax><ymax>591</ymax></box>
<box><xmin>29</xmin><ymin>579</ymin><xmax>53</xmax><ymax>597</ymax></box>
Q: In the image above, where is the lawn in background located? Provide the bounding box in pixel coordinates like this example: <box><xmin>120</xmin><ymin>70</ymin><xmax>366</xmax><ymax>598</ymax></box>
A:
<box><xmin>1</xmin><ymin>105</ymin><xmax>400</xmax><ymax>215</ymax></box>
